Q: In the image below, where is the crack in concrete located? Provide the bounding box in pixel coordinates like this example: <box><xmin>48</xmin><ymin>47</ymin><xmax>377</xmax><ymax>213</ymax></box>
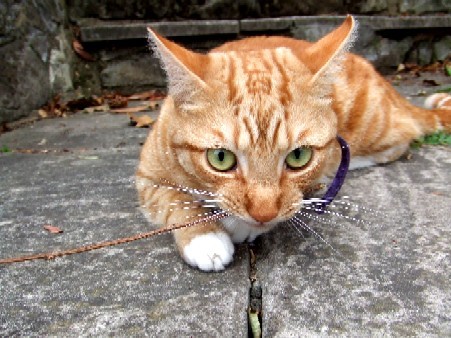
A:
<box><xmin>248</xmin><ymin>243</ymin><xmax>263</xmax><ymax>338</ymax></box>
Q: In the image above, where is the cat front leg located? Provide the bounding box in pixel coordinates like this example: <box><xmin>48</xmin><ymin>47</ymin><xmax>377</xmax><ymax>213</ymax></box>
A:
<box><xmin>176</xmin><ymin>228</ymin><xmax>234</xmax><ymax>272</ymax></box>
<box><xmin>137</xmin><ymin>181</ymin><xmax>234</xmax><ymax>271</ymax></box>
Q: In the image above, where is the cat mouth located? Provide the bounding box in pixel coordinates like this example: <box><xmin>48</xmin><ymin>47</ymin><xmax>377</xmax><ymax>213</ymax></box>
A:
<box><xmin>242</xmin><ymin>216</ymin><xmax>283</xmax><ymax>230</ymax></box>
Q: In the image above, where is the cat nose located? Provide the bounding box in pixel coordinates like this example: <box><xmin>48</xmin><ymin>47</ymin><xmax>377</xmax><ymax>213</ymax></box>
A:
<box><xmin>247</xmin><ymin>204</ymin><xmax>278</xmax><ymax>223</ymax></box>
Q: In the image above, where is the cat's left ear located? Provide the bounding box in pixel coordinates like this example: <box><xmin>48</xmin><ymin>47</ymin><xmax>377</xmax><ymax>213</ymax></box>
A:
<box><xmin>304</xmin><ymin>15</ymin><xmax>357</xmax><ymax>83</ymax></box>
<box><xmin>147</xmin><ymin>28</ymin><xmax>209</xmax><ymax>106</ymax></box>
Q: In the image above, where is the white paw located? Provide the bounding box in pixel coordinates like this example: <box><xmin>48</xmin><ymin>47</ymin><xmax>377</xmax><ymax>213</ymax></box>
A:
<box><xmin>182</xmin><ymin>232</ymin><xmax>235</xmax><ymax>272</ymax></box>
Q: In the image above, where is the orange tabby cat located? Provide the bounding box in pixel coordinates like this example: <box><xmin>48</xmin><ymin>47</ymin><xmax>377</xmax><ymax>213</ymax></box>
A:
<box><xmin>136</xmin><ymin>16</ymin><xmax>450</xmax><ymax>271</ymax></box>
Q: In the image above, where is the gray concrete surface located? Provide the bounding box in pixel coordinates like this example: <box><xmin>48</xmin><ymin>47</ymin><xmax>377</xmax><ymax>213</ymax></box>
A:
<box><xmin>259</xmin><ymin>148</ymin><xmax>451</xmax><ymax>336</ymax></box>
<box><xmin>0</xmin><ymin>75</ymin><xmax>450</xmax><ymax>336</ymax></box>
<box><xmin>0</xmin><ymin>113</ymin><xmax>249</xmax><ymax>336</ymax></box>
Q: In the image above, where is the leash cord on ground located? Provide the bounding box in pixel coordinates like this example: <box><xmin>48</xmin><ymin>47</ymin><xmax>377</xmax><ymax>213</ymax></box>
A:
<box><xmin>0</xmin><ymin>212</ymin><xmax>227</xmax><ymax>264</ymax></box>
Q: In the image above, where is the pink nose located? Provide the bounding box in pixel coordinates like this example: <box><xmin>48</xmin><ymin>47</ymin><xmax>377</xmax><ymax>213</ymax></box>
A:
<box><xmin>247</xmin><ymin>204</ymin><xmax>278</xmax><ymax>223</ymax></box>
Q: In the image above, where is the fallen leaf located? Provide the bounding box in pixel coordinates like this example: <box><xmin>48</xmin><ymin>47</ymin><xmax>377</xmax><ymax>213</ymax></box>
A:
<box><xmin>110</xmin><ymin>105</ymin><xmax>150</xmax><ymax>114</ymax></box>
<box><xmin>40</xmin><ymin>95</ymin><xmax>67</xmax><ymax>118</ymax></box>
<box><xmin>106</xmin><ymin>93</ymin><xmax>129</xmax><ymax>108</ymax></box>
<box><xmin>43</xmin><ymin>224</ymin><xmax>63</xmax><ymax>234</ymax></box>
<box><xmin>148</xmin><ymin>101</ymin><xmax>160</xmax><ymax>110</ymax></box>
<box><xmin>430</xmin><ymin>191</ymin><xmax>444</xmax><ymax>196</ymax></box>
<box><xmin>128</xmin><ymin>90</ymin><xmax>166</xmax><ymax>101</ymax></box>
<box><xmin>72</xmin><ymin>40</ymin><xmax>95</xmax><ymax>61</ymax></box>
<box><xmin>396</xmin><ymin>63</ymin><xmax>406</xmax><ymax>72</ymax></box>
<box><xmin>423</xmin><ymin>79</ymin><xmax>440</xmax><ymax>86</ymax></box>
<box><xmin>416</xmin><ymin>90</ymin><xmax>427</xmax><ymax>96</ymax></box>
<box><xmin>66</xmin><ymin>96</ymin><xmax>104</xmax><ymax>111</ymax></box>
<box><xmin>38</xmin><ymin>109</ymin><xmax>48</xmax><ymax>118</ymax></box>
<box><xmin>422</xmin><ymin>61</ymin><xmax>443</xmax><ymax>72</ymax></box>
<box><xmin>128</xmin><ymin>113</ymin><xmax>154</xmax><ymax>128</ymax></box>
<box><xmin>83</xmin><ymin>105</ymin><xmax>109</xmax><ymax>114</ymax></box>
<box><xmin>79</xmin><ymin>155</ymin><xmax>99</xmax><ymax>160</ymax></box>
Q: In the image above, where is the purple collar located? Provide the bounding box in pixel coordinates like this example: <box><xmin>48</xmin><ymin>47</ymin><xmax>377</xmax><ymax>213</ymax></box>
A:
<box><xmin>315</xmin><ymin>136</ymin><xmax>350</xmax><ymax>214</ymax></box>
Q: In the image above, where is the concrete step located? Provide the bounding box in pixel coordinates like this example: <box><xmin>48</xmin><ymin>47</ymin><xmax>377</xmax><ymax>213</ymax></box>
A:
<box><xmin>0</xmin><ymin>74</ymin><xmax>450</xmax><ymax>336</ymax></box>
<box><xmin>73</xmin><ymin>15</ymin><xmax>451</xmax><ymax>102</ymax></box>
<box><xmin>78</xmin><ymin>15</ymin><xmax>451</xmax><ymax>42</ymax></box>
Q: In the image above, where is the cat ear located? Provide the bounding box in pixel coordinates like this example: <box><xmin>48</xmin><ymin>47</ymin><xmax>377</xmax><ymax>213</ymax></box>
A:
<box><xmin>304</xmin><ymin>15</ymin><xmax>357</xmax><ymax>83</ymax></box>
<box><xmin>147</xmin><ymin>28</ymin><xmax>209</xmax><ymax>106</ymax></box>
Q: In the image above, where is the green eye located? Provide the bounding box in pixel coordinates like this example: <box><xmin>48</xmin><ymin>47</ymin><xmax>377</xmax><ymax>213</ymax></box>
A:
<box><xmin>285</xmin><ymin>147</ymin><xmax>312</xmax><ymax>169</ymax></box>
<box><xmin>207</xmin><ymin>148</ymin><xmax>237</xmax><ymax>171</ymax></box>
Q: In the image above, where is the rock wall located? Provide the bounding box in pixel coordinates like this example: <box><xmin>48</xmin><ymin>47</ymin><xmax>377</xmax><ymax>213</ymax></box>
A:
<box><xmin>66</xmin><ymin>0</ymin><xmax>451</xmax><ymax>20</ymax></box>
<box><xmin>1</xmin><ymin>0</ymin><xmax>450</xmax><ymax>123</ymax></box>
<box><xmin>79</xmin><ymin>15</ymin><xmax>450</xmax><ymax>93</ymax></box>
<box><xmin>0</xmin><ymin>0</ymin><xmax>73</xmax><ymax>123</ymax></box>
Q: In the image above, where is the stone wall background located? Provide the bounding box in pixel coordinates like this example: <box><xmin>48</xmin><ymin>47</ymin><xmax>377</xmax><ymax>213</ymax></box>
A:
<box><xmin>1</xmin><ymin>0</ymin><xmax>450</xmax><ymax>123</ymax></box>
<box><xmin>0</xmin><ymin>0</ymin><xmax>74</xmax><ymax>123</ymax></box>
<box><xmin>66</xmin><ymin>0</ymin><xmax>451</xmax><ymax>19</ymax></box>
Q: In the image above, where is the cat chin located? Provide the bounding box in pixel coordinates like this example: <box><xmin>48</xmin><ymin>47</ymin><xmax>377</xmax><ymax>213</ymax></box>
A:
<box><xmin>220</xmin><ymin>216</ymin><xmax>277</xmax><ymax>243</ymax></box>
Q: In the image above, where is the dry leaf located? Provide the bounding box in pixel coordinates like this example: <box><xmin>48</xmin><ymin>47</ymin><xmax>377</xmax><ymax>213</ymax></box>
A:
<box><xmin>84</xmin><ymin>105</ymin><xmax>109</xmax><ymax>113</ymax></box>
<box><xmin>38</xmin><ymin>109</ymin><xmax>48</xmax><ymax>118</ymax></box>
<box><xmin>128</xmin><ymin>90</ymin><xmax>166</xmax><ymax>101</ymax></box>
<box><xmin>66</xmin><ymin>96</ymin><xmax>103</xmax><ymax>111</ymax></box>
<box><xmin>396</xmin><ymin>63</ymin><xmax>406</xmax><ymax>72</ymax></box>
<box><xmin>128</xmin><ymin>113</ymin><xmax>154</xmax><ymax>128</ymax></box>
<box><xmin>106</xmin><ymin>94</ymin><xmax>129</xmax><ymax>108</ymax></box>
<box><xmin>148</xmin><ymin>101</ymin><xmax>160</xmax><ymax>110</ymax></box>
<box><xmin>43</xmin><ymin>224</ymin><xmax>63</xmax><ymax>234</ymax></box>
<box><xmin>422</xmin><ymin>79</ymin><xmax>440</xmax><ymax>86</ymax></box>
<box><xmin>110</xmin><ymin>105</ymin><xmax>150</xmax><ymax>114</ymax></box>
<box><xmin>72</xmin><ymin>40</ymin><xmax>95</xmax><ymax>61</ymax></box>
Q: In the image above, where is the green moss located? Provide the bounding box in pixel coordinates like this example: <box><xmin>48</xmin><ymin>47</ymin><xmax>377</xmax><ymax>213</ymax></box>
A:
<box><xmin>445</xmin><ymin>64</ymin><xmax>451</xmax><ymax>77</ymax></box>
<box><xmin>411</xmin><ymin>131</ymin><xmax>451</xmax><ymax>149</ymax></box>
<box><xmin>0</xmin><ymin>145</ymin><xmax>11</xmax><ymax>153</ymax></box>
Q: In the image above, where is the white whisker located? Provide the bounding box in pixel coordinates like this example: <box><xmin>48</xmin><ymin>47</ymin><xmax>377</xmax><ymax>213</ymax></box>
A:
<box><xmin>292</xmin><ymin>198</ymin><xmax>328</xmax><ymax>207</ymax></box>
<box><xmin>158</xmin><ymin>179</ymin><xmax>221</xmax><ymax>197</ymax></box>
<box><xmin>301</xmin><ymin>205</ymin><xmax>368</xmax><ymax>225</ymax></box>
<box><xmin>291</xmin><ymin>216</ymin><xmax>339</xmax><ymax>255</ymax></box>
<box><xmin>296</xmin><ymin>210</ymin><xmax>341</xmax><ymax>227</ymax></box>
<box><xmin>330</xmin><ymin>198</ymin><xmax>387</xmax><ymax>216</ymax></box>
<box><xmin>287</xmin><ymin>219</ymin><xmax>306</xmax><ymax>239</ymax></box>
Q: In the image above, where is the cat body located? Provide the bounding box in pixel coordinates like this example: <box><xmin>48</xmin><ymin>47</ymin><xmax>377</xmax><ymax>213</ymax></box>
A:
<box><xmin>136</xmin><ymin>16</ymin><xmax>450</xmax><ymax>271</ymax></box>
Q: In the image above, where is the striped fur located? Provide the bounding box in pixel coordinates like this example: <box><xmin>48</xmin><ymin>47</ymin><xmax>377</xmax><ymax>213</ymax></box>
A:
<box><xmin>137</xmin><ymin>16</ymin><xmax>450</xmax><ymax>271</ymax></box>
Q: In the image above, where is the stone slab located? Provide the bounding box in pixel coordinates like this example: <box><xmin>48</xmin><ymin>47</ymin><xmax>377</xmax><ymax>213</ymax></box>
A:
<box><xmin>240</xmin><ymin>15</ymin><xmax>451</xmax><ymax>32</ymax></box>
<box><xmin>0</xmin><ymin>113</ymin><xmax>249</xmax><ymax>336</ymax></box>
<box><xmin>250</xmin><ymin>74</ymin><xmax>451</xmax><ymax>337</ymax></box>
<box><xmin>78</xmin><ymin>18</ymin><xmax>240</xmax><ymax>42</ymax></box>
<box><xmin>0</xmin><ymin>74</ymin><xmax>450</xmax><ymax>336</ymax></box>
<box><xmin>78</xmin><ymin>15</ymin><xmax>451</xmax><ymax>43</ymax></box>
<box><xmin>100</xmin><ymin>55</ymin><xmax>166</xmax><ymax>89</ymax></box>
<box><xmin>79</xmin><ymin>15</ymin><xmax>451</xmax><ymax>42</ymax></box>
<box><xmin>257</xmin><ymin>145</ymin><xmax>451</xmax><ymax>336</ymax></box>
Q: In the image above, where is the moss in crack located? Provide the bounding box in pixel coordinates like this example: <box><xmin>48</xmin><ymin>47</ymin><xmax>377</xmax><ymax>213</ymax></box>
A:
<box><xmin>0</xmin><ymin>145</ymin><xmax>11</xmax><ymax>153</ymax></box>
<box><xmin>411</xmin><ymin>131</ymin><xmax>451</xmax><ymax>148</ymax></box>
<box><xmin>248</xmin><ymin>243</ymin><xmax>262</xmax><ymax>338</ymax></box>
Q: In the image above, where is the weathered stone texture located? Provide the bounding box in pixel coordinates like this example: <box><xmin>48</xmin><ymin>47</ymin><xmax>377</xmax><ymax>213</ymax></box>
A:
<box><xmin>2</xmin><ymin>1</ymin><xmax>451</xmax><ymax>123</ymax></box>
<box><xmin>67</xmin><ymin>0</ymin><xmax>450</xmax><ymax>20</ymax></box>
<box><xmin>399</xmin><ymin>0</ymin><xmax>451</xmax><ymax>14</ymax></box>
<box><xmin>100</xmin><ymin>54</ymin><xmax>166</xmax><ymax>90</ymax></box>
<box><xmin>0</xmin><ymin>0</ymin><xmax>73</xmax><ymax>123</ymax></box>
<box><xmin>67</xmin><ymin>0</ymin><xmax>242</xmax><ymax>20</ymax></box>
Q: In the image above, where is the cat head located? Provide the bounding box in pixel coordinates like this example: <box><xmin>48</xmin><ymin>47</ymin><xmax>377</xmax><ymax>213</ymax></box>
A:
<box><xmin>147</xmin><ymin>16</ymin><xmax>356</xmax><ymax>232</ymax></box>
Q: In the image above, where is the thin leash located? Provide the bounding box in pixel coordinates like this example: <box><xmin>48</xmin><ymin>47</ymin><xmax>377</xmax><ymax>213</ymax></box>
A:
<box><xmin>0</xmin><ymin>137</ymin><xmax>350</xmax><ymax>265</ymax></box>
<box><xmin>0</xmin><ymin>212</ymin><xmax>228</xmax><ymax>265</ymax></box>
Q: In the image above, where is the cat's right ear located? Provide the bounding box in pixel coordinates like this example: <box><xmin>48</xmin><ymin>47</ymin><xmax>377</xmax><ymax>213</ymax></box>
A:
<box><xmin>304</xmin><ymin>15</ymin><xmax>357</xmax><ymax>84</ymax></box>
<box><xmin>147</xmin><ymin>28</ymin><xmax>209</xmax><ymax>107</ymax></box>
